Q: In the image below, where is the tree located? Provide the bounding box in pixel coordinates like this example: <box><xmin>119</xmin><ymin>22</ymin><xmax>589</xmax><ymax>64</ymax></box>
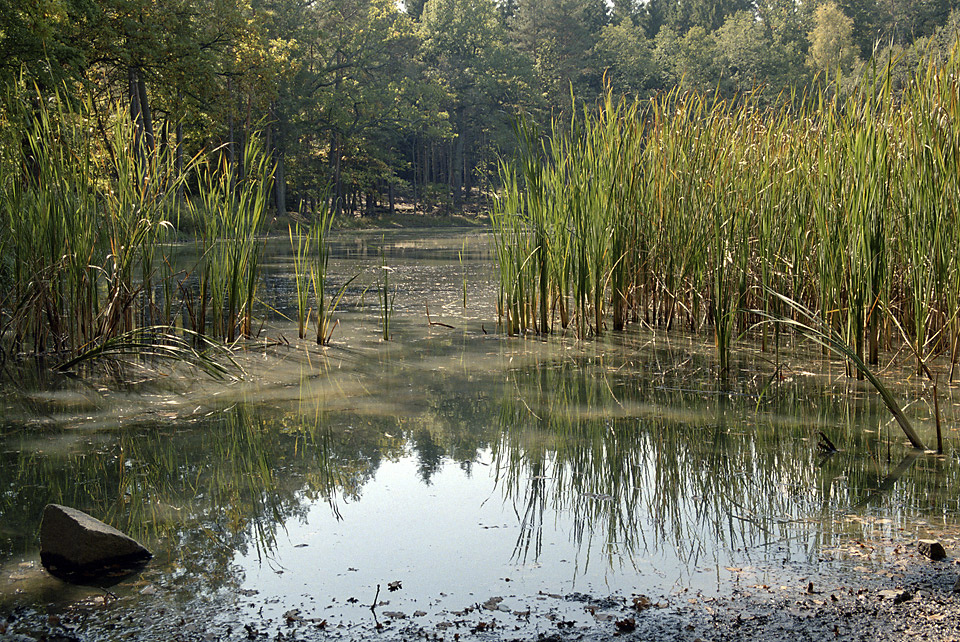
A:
<box><xmin>419</xmin><ymin>0</ymin><xmax>529</xmax><ymax>206</ymax></box>
<box><xmin>654</xmin><ymin>25</ymin><xmax>720</xmax><ymax>93</ymax></box>
<box><xmin>755</xmin><ymin>0</ymin><xmax>815</xmax><ymax>88</ymax></box>
<box><xmin>714</xmin><ymin>10</ymin><xmax>779</xmax><ymax>95</ymax></box>
<box><xmin>596</xmin><ymin>21</ymin><xmax>658</xmax><ymax>97</ymax></box>
<box><xmin>264</xmin><ymin>0</ymin><xmax>422</xmax><ymax>214</ymax></box>
<box><xmin>0</xmin><ymin>0</ymin><xmax>88</xmax><ymax>86</ymax></box>
<box><xmin>808</xmin><ymin>2</ymin><xmax>859</xmax><ymax>82</ymax></box>
<box><xmin>646</xmin><ymin>0</ymin><xmax>753</xmax><ymax>36</ymax></box>
<box><xmin>509</xmin><ymin>0</ymin><xmax>608</xmax><ymax>110</ymax></box>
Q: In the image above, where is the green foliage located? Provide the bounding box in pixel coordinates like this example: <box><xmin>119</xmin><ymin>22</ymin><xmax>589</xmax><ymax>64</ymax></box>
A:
<box><xmin>190</xmin><ymin>136</ymin><xmax>275</xmax><ymax>343</ymax></box>
<box><xmin>493</xmin><ymin>50</ymin><xmax>960</xmax><ymax>388</ymax></box>
<box><xmin>2</xmin><ymin>0</ymin><xmax>958</xmax><ymax>216</ymax></box>
<box><xmin>808</xmin><ymin>2</ymin><xmax>859</xmax><ymax>81</ymax></box>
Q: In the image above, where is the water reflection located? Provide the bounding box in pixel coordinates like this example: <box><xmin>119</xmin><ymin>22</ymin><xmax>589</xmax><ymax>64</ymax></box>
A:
<box><xmin>1</xmin><ymin>229</ymin><xmax>959</xmax><ymax>634</ymax></box>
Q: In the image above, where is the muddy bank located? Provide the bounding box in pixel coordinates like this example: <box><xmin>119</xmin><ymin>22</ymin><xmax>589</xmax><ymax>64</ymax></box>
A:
<box><xmin>5</xmin><ymin>542</ymin><xmax>960</xmax><ymax>642</ymax></box>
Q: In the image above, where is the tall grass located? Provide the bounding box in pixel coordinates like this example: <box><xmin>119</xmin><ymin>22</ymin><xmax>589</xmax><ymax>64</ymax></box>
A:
<box><xmin>492</xmin><ymin>51</ymin><xmax>960</xmax><ymax>386</ymax></box>
<box><xmin>0</xmin><ymin>83</ymin><xmax>274</xmax><ymax>370</ymax></box>
<box><xmin>290</xmin><ymin>222</ymin><xmax>313</xmax><ymax>340</ymax></box>
<box><xmin>190</xmin><ymin>136</ymin><xmax>274</xmax><ymax>343</ymax></box>
<box><xmin>308</xmin><ymin>205</ymin><xmax>356</xmax><ymax>345</ymax></box>
<box><xmin>378</xmin><ymin>244</ymin><xmax>396</xmax><ymax>341</ymax></box>
<box><xmin>0</xmin><ymin>84</ymin><xmax>190</xmax><ymax>358</ymax></box>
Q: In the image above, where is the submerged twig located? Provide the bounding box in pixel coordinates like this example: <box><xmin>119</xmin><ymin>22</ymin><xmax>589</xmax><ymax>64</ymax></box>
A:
<box><xmin>425</xmin><ymin>303</ymin><xmax>455</xmax><ymax>329</ymax></box>
<box><xmin>817</xmin><ymin>430</ymin><xmax>839</xmax><ymax>454</ymax></box>
<box><xmin>753</xmin><ymin>291</ymin><xmax>925</xmax><ymax>450</ymax></box>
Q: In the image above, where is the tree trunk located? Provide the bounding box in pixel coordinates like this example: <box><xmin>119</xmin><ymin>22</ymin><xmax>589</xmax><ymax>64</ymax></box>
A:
<box><xmin>269</xmin><ymin>102</ymin><xmax>286</xmax><ymax>215</ymax></box>
<box><xmin>275</xmin><ymin>150</ymin><xmax>286</xmax><ymax>215</ymax></box>
<box><xmin>136</xmin><ymin>71</ymin><xmax>154</xmax><ymax>152</ymax></box>
<box><xmin>175</xmin><ymin>119</ymin><xmax>184</xmax><ymax>205</ymax></box>
<box><xmin>227</xmin><ymin>78</ymin><xmax>235</xmax><ymax>171</ymax></box>
<box><xmin>129</xmin><ymin>68</ymin><xmax>143</xmax><ymax>165</ymax></box>
<box><xmin>331</xmin><ymin>132</ymin><xmax>343</xmax><ymax>215</ymax></box>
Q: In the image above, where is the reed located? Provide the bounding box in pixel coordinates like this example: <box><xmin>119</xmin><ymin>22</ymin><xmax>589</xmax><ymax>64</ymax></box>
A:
<box><xmin>0</xmin><ymin>83</ymin><xmax>274</xmax><ymax>372</ymax></box>
<box><xmin>308</xmin><ymin>209</ymin><xmax>357</xmax><ymax>346</ymax></box>
<box><xmin>492</xmin><ymin>48</ymin><xmax>960</xmax><ymax>384</ymax></box>
<box><xmin>378</xmin><ymin>244</ymin><xmax>396</xmax><ymax>341</ymax></box>
<box><xmin>290</xmin><ymin>223</ymin><xmax>313</xmax><ymax>340</ymax></box>
<box><xmin>190</xmin><ymin>135</ymin><xmax>274</xmax><ymax>343</ymax></box>
<box><xmin>0</xmin><ymin>83</ymin><xmax>192</xmax><ymax>361</ymax></box>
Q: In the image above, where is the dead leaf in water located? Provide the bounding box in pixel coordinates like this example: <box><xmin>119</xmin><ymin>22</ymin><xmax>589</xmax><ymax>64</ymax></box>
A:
<box><xmin>632</xmin><ymin>595</ymin><xmax>652</xmax><ymax>611</ymax></box>
<box><xmin>387</xmin><ymin>580</ymin><xmax>402</xmax><ymax>592</ymax></box>
<box><xmin>283</xmin><ymin>609</ymin><xmax>304</xmax><ymax>624</ymax></box>
<box><xmin>615</xmin><ymin>617</ymin><xmax>636</xmax><ymax>632</ymax></box>
<box><xmin>482</xmin><ymin>597</ymin><xmax>503</xmax><ymax>610</ymax></box>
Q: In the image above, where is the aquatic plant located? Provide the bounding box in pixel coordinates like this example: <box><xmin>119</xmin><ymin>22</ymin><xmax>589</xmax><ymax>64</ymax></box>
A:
<box><xmin>0</xmin><ymin>83</ymin><xmax>192</xmax><ymax>360</ymax></box>
<box><xmin>0</xmin><ymin>83</ymin><xmax>275</xmax><ymax>373</ymax></box>
<box><xmin>378</xmin><ymin>244</ymin><xmax>396</xmax><ymax>341</ymax></box>
<box><xmin>290</xmin><ymin>223</ymin><xmax>313</xmax><ymax>340</ymax></box>
<box><xmin>756</xmin><ymin>291</ymin><xmax>925</xmax><ymax>450</ymax></box>
<box><xmin>190</xmin><ymin>135</ymin><xmax>274</xmax><ymax>343</ymax></box>
<box><xmin>492</xmin><ymin>49</ymin><xmax>960</xmax><ymax>386</ymax></box>
<box><xmin>307</xmin><ymin>203</ymin><xmax>357</xmax><ymax>345</ymax></box>
<box><xmin>55</xmin><ymin>326</ymin><xmax>237</xmax><ymax>380</ymax></box>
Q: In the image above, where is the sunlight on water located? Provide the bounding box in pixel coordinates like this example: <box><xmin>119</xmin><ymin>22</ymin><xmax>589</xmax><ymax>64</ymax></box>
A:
<box><xmin>2</xmin><ymin>229</ymin><xmax>960</xmax><ymax>639</ymax></box>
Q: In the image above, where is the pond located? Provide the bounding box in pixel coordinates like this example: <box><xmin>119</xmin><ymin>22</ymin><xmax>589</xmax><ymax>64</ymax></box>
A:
<box><xmin>2</xmin><ymin>228</ymin><xmax>960</xmax><ymax>640</ymax></box>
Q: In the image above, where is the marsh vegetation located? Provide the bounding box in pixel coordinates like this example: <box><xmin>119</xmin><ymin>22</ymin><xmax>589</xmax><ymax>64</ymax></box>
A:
<box><xmin>492</xmin><ymin>55</ymin><xmax>960</xmax><ymax>395</ymax></box>
<box><xmin>3</xmin><ymin>231</ymin><xmax>960</xmax><ymax>641</ymax></box>
<box><xmin>4</xmin><ymin>11</ymin><xmax>960</xmax><ymax>638</ymax></box>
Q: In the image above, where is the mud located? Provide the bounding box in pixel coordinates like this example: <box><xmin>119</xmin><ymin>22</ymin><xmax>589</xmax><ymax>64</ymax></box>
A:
<box><xmin>4</xmin><ymin>540</ymin><xmax>960</xmax><ymax>642</ymax></box>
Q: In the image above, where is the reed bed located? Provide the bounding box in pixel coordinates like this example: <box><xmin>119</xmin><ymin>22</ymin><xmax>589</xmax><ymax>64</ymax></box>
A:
<box><xmin>0</xmin><ymin>85</ymin><xmax>274</xmax><ymax>369</ymax></box>
<box><xmin>189</xmin><ymin>136</ymin><xmax>274</xmax><ymax>343</ymax></box>
<box><xmin>289</xmin><ymin>202</ymin><xmax>355</xmax><ymax>345</ymax></box>
<box><xmin>492</xmin><ymin>52</ymin><xmax>960</xmax><ymax>379</ymax></box>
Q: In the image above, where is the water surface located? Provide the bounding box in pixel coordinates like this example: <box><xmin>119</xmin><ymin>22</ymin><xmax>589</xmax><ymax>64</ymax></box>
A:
<box><xmin>2</xmin><ymin>229</ymin><xmax>959</xmax><ymax>639</ymax></box>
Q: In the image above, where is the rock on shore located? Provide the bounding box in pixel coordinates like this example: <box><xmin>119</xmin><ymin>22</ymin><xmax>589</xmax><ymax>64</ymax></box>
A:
<box><xmin>39</xmin><ymin>504</ymin><xmax>152</xmax><ymax>578</ymax></box>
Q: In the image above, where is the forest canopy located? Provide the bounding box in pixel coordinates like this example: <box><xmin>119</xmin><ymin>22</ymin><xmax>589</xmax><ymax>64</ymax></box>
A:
<box><xmin>2</xmin><ymin>0</ymin><xmax>959</xmax><ymax>216</ymax></box>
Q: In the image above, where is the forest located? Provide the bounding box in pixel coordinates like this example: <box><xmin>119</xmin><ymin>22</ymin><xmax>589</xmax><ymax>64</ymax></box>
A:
<box><xmin>3</xmin><ymin>0</ymin><xmax>960</xmax><ymax>220</ymax></box>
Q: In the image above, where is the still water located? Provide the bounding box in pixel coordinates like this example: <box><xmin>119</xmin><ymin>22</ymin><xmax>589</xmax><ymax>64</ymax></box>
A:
<box><xmin>1</xmin><ymin>229</ymin><xmax>959</xmax><ymax>639</ymax></box>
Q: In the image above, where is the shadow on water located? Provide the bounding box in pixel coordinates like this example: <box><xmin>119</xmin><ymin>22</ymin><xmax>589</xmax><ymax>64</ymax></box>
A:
<box><xmin>2</xmin><ymin>229</ymin><xmax>960</xmax><ymax>637</ymax></box>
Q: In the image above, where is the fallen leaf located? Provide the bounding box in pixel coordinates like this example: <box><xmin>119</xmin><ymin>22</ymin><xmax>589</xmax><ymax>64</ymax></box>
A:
<box><xmin>482</xmin><ymin>597</ymin><xmax>503</xmax><ymax>610</ymax></box>
<box><xmin>632</xmin><ymin>595</ymin><xmax>652</xmax><ymax>611</ymax></box>
<box><xmin>615</xmin><ymin>617</ymin><xmax>636</xmax><ymax>632</ymax></box>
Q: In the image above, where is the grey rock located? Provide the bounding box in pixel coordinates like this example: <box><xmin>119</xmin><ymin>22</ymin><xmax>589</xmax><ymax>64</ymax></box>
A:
<box><xmin>39</xmin><ymin>504</ymin><xmax>151</xmax><ymax>576</ymax></box>
<box><xmin>918</xmin><ymin>539</ymin><xmax>947</xmax><ymax>561</ymax></box>
<box><xmin>877</xmin><ymin>589</ymin><xmax>912</xmax><ymax>604</ymax></box>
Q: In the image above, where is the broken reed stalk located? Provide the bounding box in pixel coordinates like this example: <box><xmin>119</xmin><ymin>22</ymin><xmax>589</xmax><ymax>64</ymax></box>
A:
<box><xmin>758</xmin><ymin>291</ymin><xmax>925</xmax><ymax>450</ymax></box>
<box><xmin>425</xmin><ymin>303</ymin><xmax>455</xmax><ymax>329</ymax></box>
<box><xmin>886</xmin><ymin>309</ymin><xmax>945</xmax><ymax>454</ymax></box>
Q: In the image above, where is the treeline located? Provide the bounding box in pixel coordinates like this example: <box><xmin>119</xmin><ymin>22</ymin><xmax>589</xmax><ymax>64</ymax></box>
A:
<box><xmin>2</xmin><ymin>0</ymin><xmax>959</xmax><ymax>217</ymax></box>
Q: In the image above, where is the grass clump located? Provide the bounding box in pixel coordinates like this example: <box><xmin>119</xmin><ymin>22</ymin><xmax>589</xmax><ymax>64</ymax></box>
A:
<box><xmin>0</xmin><ymin>83</ymin><xmax>273</xmax><ymax>374</ymax></box>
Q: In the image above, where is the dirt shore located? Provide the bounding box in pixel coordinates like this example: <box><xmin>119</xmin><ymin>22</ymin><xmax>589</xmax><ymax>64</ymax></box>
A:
<box><xmin>4</xmin><ymin>534</ymin><xmax>960</xmax><ymax>642</ymax></box>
